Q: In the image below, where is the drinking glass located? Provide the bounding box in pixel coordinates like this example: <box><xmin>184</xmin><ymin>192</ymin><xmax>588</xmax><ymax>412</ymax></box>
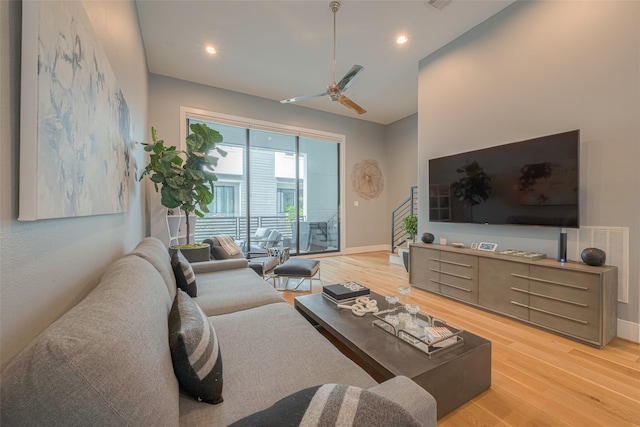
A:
<box><xmin>385</xmin><ymin>294</ymin><xmax>398</xmax><ymax>312</ymax></box>
<box><xmin>397</xmin><ymin>286</ymin><xmax>411</xmax><ymax>322</ymax></box>
<box><xmin>384</xmin><ymin>295</ymin><xmax>399</xmax><ymax>325</ymax></box>
<box><xmin>405</xmin><ymin>304</ymin><xmax>420</xmax><ymax>332</ymax></box>
<box><xmin>398</xmin><ymin>286</ymin><xmax>411</xmax><ymax>304</ymax></box>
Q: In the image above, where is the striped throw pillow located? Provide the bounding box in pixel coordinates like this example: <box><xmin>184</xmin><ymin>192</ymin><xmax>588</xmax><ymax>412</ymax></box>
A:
<box><xmin>171</xmin><ymin>250</ymin><xmax>197</xmax><ymax>297</ymax></box>
<box><xmin>230</xmin><ymin>383</ymin><xmax>421</xmax><ymax>426</ymax></box>
<box><xmin>169</xmin><ymin>290</ymin><xmax>223</xmax><ymax>404</ymax></box>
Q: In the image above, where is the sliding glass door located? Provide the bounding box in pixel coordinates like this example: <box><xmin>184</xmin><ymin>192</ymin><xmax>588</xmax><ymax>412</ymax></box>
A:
<box><xmin>298</xmin><ymin>137</ymin><xmax>340</xmax><ymax>253</ymax></box>
<box><xmin>188</xmin><ymin>116</ymin><xmax>340</xmax><ymax>256</ymax></box>
<box><xmin>247</xmin><ymin>129</ymin><xmax>297</xmax><ymax>256</ymax></box>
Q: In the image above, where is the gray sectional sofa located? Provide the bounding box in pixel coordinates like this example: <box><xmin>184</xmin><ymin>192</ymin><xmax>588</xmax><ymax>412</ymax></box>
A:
<box><xmin>1</xmin><ymin>237</ymin><xmax>436</xmax><ymax>426</ymax></box>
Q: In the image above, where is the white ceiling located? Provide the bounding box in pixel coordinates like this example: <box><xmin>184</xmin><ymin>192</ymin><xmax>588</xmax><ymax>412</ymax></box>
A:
<box><xmin>136</xmin><ymin>1</ymin><xmax>515</xmax><ymax>125</ymax></box>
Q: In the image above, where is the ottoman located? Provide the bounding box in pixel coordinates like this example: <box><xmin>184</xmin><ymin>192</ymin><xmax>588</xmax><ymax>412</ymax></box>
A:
<box><xmin>273</xmin><ymin>258</ymin><xmax>320</xmax><ymax>292</ymax></box>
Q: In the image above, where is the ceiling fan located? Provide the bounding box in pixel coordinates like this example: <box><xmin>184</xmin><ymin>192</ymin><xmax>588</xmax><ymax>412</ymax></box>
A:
<box><xmin>280</xmin><ymin>1</ymin><xmax>366</xmax><ymax>115</ymax></box>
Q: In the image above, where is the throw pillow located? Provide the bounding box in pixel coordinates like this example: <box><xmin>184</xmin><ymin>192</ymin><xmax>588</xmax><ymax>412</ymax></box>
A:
<box><xmin>171</xmin><ymin>250</ymin><xmax>197</xmax><ymax>297</ymax></box>
<box><xmin>169</xmin><ymin>290</ymin><xmax>223</xmax><ymax>404</ymax></box>
<box><xmin>203</xmin><ymin>238</ymin><xmax>244</xmax><ymax>260</ymax></box>
<box><xmin>229</xmin><ymin>384</ymin><xmax>421</xmax><ymax>426</ymax></box>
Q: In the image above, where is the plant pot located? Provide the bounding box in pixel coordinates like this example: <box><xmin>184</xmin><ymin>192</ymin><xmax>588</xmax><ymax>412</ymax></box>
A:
<box><xmin>406</xmin><ymin>236</ymin><xmax>415</xmax><ymax>248</ymax></box>
<box><xmin>170</xmin><ymin>243</ymin><xmax>210</xmax><ymax>263</ymax></box>
<box><xmin>402</xmin><ymin>251</ymin><xmax>409</xmax><ymax>273</ymax></box>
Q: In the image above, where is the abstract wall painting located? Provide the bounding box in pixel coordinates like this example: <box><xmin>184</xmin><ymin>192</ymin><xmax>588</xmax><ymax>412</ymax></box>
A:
<box><xmin>19</xmin><ymin>1</ymin><xmax>130</xmax><ymax>220</ymax></box>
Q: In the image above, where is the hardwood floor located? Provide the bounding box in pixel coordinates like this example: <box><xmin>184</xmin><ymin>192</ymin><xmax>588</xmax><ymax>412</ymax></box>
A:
<box><xmin>279</xmin><ymin>251</ymin><xmax>640</xmax><ymax>426</ymax></box>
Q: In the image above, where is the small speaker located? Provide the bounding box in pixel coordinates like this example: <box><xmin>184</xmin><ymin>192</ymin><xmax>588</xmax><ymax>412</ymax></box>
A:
<box><xmin>557</xmin><ymin>232</ymin><xmax>567</xmax><ymax>262</ymax></box>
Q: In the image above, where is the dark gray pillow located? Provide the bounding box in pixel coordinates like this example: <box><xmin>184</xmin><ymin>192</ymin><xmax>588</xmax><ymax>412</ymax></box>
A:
<box><xmin>169</xmin><ymin>290</ymin><xmax>223</xmax><ymax>404</ymax></box>
<box><xmin>171</xmin><ymin>250</ymin><xmax>197</xmax><ymax>297</ymax></box>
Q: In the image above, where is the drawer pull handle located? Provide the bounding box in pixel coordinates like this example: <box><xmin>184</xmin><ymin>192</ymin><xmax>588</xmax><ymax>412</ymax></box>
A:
<box><xmin>531</xmin><ymin>291</ymin><xmax>587</xmax><ymax>307</ymax></box>
<box><xmin>440</xmin><ymin>270</ymin><xmax>473</xmax><ymax>281</ymax></box>
<box><xmin>440</xmin><ymin>282</ymin><xmax>472</xmax><ymax>292</ymax></box>
<box><xmin>429</xmin><ymin>279</ymin><xmax>472</xmax><ymax>293</ymax></box>
<box><xmin>509</xmin><ymin>287</ymin><xmax>587</xmax><ymax>307</ymax></box>
<box><xmin>510</xmin><ymin>301</ymin><xmax>588</xmax><ymax>325</ymax></box>
<box><xmin>510</xmin><ymin>301</ymin><xmax>529</xmax><ymax>308</ymax></box>
<box><xmin>510</xmin><ymin>274</ymin><xmax>588</xmax><ymax>291</ymax></box>
<box><xmin>440</xmin><ymin>259</ymin><xmax>473</xmax><ymax>268</ymax></box>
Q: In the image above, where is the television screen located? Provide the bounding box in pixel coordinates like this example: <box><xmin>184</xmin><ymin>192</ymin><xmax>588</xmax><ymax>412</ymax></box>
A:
<box><xmin>428</xmin><ymin>130</ymin><xmax>579</xmax><ymax>227</ymax></box>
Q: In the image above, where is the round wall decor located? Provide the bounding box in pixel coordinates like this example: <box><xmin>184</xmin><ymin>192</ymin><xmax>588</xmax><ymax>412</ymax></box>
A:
<box><xmin>351</xmin><ymin>159</ymin><xmax>384</xmax><ymax>200</ymax></box>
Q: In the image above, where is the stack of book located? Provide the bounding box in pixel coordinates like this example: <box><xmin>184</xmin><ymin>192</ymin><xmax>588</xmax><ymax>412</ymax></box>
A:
<box><xmin>424</xmin><ymin>326</ymin><xmax>453</xmax><ymax>342</ymax></box>
<box><xmin>322</xmin><ymin>282</ymin><xmax>370</xmax><ymax>305</ymax></box>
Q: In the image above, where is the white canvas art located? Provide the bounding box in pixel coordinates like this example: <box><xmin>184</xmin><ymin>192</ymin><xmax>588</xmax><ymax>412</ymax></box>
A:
<box><xmin>19</xmin><ymin>1</ymin><xmax>130</xmax><ymax>220</ymax></box>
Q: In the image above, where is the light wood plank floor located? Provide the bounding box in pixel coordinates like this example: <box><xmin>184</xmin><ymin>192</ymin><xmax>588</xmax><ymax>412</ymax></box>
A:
<box><xmin>278</xmin><ymin>251</ymin><xmax>640</xmax><ymax>426</ymax></box>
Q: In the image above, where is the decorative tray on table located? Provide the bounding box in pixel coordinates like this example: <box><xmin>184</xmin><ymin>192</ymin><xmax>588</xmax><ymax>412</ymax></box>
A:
<box><xmin>372</xmin><ymin>305</ymin><xmax>464</xmax><ymax>356</ymax></box>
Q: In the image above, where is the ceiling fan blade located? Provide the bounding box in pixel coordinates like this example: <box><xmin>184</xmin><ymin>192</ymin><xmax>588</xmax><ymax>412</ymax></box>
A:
<box><xmin>337</xmin><ymin>94</ymin><xmax>367</xmax><ymax>115</ymax></box>
<box><xmin>337</xmin><ymin>65</ymin><xmax>364</xmax><ymax>92</ymax></box>
<box><xmin>280</xmin><ymin>92</ymin><xmax>328</xmax><ymax>104</ymax></box>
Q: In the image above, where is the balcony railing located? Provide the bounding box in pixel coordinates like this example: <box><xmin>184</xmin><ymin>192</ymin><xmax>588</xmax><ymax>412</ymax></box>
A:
<box><xmin>193</xmin><ymin>215</ymin><xmax>339</xmax><ymax>254</ymax></box>
<box><xmin>194</xmin><ymin>215</ymin><xmax>292</xmax><ymax>243</ymax></box>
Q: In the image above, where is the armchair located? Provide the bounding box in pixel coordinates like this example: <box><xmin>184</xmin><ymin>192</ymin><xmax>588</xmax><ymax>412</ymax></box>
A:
<box><xmin>249</xmin><ymin>229</ymin><xmax>282</xmax><ymax>256</ymax></box>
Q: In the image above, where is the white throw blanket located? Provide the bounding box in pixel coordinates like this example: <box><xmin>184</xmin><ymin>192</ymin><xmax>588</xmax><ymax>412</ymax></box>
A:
<box><xmin>217</xmin><ymin>235</ymin><xmax>242</xmax><ymax>255</ymax></box>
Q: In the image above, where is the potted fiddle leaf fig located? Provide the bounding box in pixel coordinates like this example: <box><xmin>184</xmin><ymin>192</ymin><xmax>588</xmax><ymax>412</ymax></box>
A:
<box><xmin>139</xmin><ymin>123</ymin><xmax>226</xmax><ymax>262</ymax></box>
<box><xmin>402</xmin><ymin>215</ymin><xmax>418</xmax><ymax>245</ymax></box>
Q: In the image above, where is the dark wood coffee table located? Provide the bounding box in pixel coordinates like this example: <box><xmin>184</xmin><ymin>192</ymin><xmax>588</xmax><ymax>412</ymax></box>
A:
<box><xmin>294</xmin><ymin>291</ymin><xmax>492</xmax><ymax>419</ymax></box>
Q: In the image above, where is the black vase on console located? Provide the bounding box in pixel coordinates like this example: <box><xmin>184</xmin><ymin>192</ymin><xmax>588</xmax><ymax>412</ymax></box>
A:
<box><xmin>581</xmin><ymin>248</ymin><xmax>606</xmax><ymax>266</ymax></box>
<box><xmin>421</xmin><ymin>232</ymin><xmax>435</xmax><ymax>244</ymax></box>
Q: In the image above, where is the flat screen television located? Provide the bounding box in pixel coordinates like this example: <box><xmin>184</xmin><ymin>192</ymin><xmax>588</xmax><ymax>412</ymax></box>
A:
<box><xmin>428</xmin><ymin>130</ymin><xmax>579</xmax><ymax>228</ymax></box>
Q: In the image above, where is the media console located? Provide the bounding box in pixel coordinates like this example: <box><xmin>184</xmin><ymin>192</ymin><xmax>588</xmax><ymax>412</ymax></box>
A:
<box><xmin>409</xmin><ymin>243</ymin><xmax>618</xmax><ymax>348</ymax></box>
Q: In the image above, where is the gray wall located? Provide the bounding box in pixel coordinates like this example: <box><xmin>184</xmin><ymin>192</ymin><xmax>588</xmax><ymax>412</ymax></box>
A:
<box><xmin>386</xmin><ymin>113</ymin><xmax>418</xmax><ymax>217</ymax></box>
<box><xmin>0</xmin><ymin>0</ymin><xmax>148</xmax><ymax>369</ymax></box>
<box><xmin>148</xmin><ymin>74</ymin><xmax>389</xmax><ymax>251</ymax></box>
<box><xmin>417</xmin><ymin>1</ymin><xmax>639</xmax><ymax>330</ymax></box>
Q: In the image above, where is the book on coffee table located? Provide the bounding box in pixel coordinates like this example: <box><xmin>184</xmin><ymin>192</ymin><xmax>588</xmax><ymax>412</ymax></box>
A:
<box><xmin>322</xmin><ymin>281</ymin><xmax>370</xmax><ymax>301</ymax></box>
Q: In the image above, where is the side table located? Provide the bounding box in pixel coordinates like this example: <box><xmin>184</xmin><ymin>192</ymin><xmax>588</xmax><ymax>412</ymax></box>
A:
<box><xmin>267</xmin><ymin>246</ymin><xmax>290</xmax><ymax>264</ymax></box>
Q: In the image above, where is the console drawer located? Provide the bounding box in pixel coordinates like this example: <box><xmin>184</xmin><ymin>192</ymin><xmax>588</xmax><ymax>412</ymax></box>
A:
<box><xmin>527</xmin><ymin>266</ymin><xmax>599</xmax><ymax>341</ymax></box>
<box><xmin>479</xmin><ymin>258</ymin><xmax>529</xmax><ymax>320</ymax></box>
<box><xmin>439</xmin><ymin>252</ymin><xmax>478</xmax><ymax>303</ymax></box>
<box><xmin>410</xmin><ymin>246</ymin><xmax>441</xmax><ymax>293</ymax></box>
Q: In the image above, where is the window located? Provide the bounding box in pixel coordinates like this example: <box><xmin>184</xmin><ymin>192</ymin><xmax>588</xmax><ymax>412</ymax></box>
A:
<box><xmin>183</xmin><ymin>108</ymin><xmax>343</xmax><ymax>255</ymax></box>
<box><xmin>277</xmin><ymin>188</ymin><xmax>295</xmax><ymax>213</ymax></box>
<box><xmin>213</xmin><ymin>185</ymin><xmax>236</xmax><ymax>215</ymax></box>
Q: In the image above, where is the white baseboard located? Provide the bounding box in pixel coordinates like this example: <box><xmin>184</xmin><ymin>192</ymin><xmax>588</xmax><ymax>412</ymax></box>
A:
<box><xmin>617</xmin><ymin>319</ymin><xmax>640</xmax><ymax>343</ymax></box>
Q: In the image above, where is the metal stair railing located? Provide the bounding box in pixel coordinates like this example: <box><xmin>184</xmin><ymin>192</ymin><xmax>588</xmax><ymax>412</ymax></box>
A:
<box><xmin>391</xmin><ymin>186</ymin><xmax>418</xmax><ymax>253</ymax></box>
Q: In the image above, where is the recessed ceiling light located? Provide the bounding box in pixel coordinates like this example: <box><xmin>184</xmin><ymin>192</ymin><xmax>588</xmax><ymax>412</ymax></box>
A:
<box><xmin>396</xmin><ymin>35</ymin><xmax>408</xmax><ymax>45</ymax></box>
<box><xmin>205</xmin><ymin>46</ymin><xmax>217</xmax><ymax>55</ymax></box>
